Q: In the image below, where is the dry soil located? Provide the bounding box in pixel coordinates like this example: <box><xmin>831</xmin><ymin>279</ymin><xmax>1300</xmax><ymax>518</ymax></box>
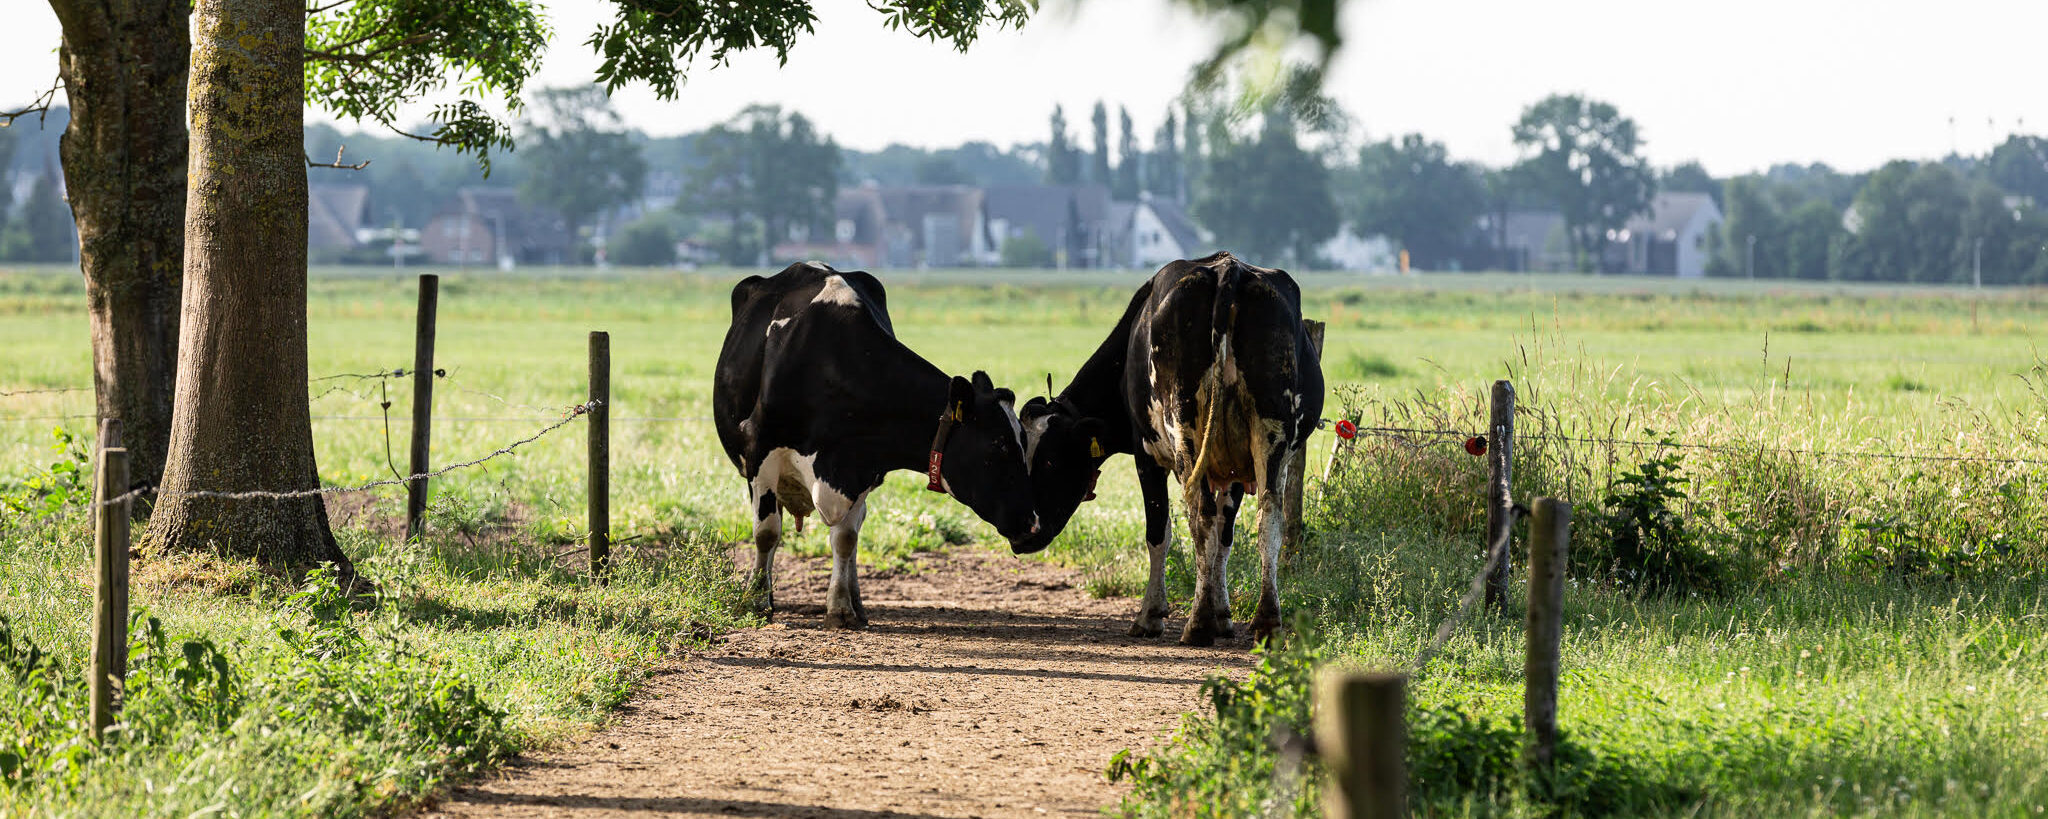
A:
<box><xmin>425</xmin><ymin>548</ymin><xmax>1255</xmax><ymax>818</ymax></box>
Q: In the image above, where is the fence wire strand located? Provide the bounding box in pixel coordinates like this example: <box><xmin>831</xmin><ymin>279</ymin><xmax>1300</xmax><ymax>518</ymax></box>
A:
<box><xmin>98</xmin><ymin>400</ymin><xmax>598</xmax><ymax>508</ymax></box>
<box><xmin>1335</xmin><ymin>424</ymin><xmax>2048</xmax><ymax>468</ymax></box>
<box><xmin>438</xmin><ymin>370</ymin><xmax>585</xmax><ymax>417</ymax></box>
<box><xmin>0</xmin><ymin>386</ymin><xmax>86</xmax><ymax>398</ymax></box>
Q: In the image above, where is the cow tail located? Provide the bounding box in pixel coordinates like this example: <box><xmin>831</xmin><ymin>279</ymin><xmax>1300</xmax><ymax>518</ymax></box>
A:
<box><xmin>1185</xmin><ymin>265</ymin><xmax>1243</xmax><ymax>497</ymax></box>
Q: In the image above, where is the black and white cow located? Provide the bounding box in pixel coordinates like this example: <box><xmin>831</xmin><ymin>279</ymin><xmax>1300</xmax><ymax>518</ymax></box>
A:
<box><xmin>1012</xmin><ymin>252</ymin><xmax>1324</xmax><ymax>646</ymax></box>
<box><xmin>713</xmin><ymin>262</ymin><xmax>1040</xmax><ymax>629</ymax></box>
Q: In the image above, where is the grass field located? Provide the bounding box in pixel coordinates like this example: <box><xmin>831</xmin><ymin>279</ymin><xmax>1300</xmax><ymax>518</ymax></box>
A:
<box><xmin>2</xmin><ymin>263</ymin><xmax>2045</xmax><ymax>815</ymax></box>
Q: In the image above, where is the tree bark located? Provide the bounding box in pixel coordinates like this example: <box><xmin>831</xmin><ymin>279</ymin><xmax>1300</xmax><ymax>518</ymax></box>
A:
<box><xmin>50</xmin><ymin>0</ymin><xmax>191</xmax><ymax>497</ymax></box>
<box><xmin>146</xmin><ymin>0</ymin><xmax>353</xmax><ymax>578</ymax></box>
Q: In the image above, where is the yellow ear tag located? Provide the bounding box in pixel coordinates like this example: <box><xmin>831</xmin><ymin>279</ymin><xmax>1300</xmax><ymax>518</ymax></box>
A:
<box><xmin>951</xmin><ymin>402</ymin><xmax>964</xmax><ymax>422</ymax></box>
<box><xmin>1089</xmin><ymin>438</ymin><xmax>1104</xmax><ymax>458</ymax></box>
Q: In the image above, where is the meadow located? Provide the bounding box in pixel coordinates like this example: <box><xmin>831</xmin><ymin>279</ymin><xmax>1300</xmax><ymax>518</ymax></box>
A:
<box><xmin>1</xmin><ymin>263</ymin><xmax>2044</xmax><ymax>815</ymax></box>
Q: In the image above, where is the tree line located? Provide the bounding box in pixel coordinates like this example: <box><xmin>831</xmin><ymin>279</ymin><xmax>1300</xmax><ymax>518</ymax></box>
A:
<box><xmin>18</xmin><ymin>86</ymin><xmax>2048</xmax><ymax>285</ymax></box>
<box><xmin>492</xmin><ymin>87</ymin><xmax>2048</xmax><ymax>284</ymax></box>
<box><xmin>1343</xmin><ymin>101</ymin><xmax>2048</xmax><ymax>284</ymax></box>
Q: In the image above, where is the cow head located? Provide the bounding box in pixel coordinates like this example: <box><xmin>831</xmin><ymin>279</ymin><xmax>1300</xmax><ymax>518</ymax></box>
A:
<box><xmin>1007</xmin><ymin>396</ymin><xmax>1110</xmax><ymax>554</ymax></box>
<box><xmin>935</xmin><ymin>371</ymin><xmax>1042</xmax><ymax>548</ymax></box>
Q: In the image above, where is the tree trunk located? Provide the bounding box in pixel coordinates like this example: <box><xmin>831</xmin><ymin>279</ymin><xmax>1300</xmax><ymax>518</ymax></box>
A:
<box><xmin>50</xmin><ymin>0</ymin><xmax>191</xmax><ymax>498</ymax></box>
<box><xmin>146</xmin><ymin>0</ymin><xmax>352</xmax><ymax>578</ymax></box>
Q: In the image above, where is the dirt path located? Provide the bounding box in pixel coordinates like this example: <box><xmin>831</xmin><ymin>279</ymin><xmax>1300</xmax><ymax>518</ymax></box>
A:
<box><xmin>427</xmin><ymin>548</ymin><xmax>1255</xmax><ymax>818</ymax></box>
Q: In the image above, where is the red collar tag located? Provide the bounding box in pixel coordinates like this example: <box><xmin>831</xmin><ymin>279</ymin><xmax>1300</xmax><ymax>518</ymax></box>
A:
<box><xmin>926</xmin><ymin>450</ymin><xmax>946</xmax><ymax>493</ymax></box>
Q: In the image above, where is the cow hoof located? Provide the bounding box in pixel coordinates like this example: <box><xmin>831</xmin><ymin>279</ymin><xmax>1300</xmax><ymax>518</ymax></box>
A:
<box><xmin>1128</xmin><ymin>618</ymin><xmax>1165</xmax><ymax>638</ymax></box>
<box><xmin>1179</xmin><ymin>621</ymin><xmax>1217</xmax><ymax>647</ymax></box>
<box><xmin>823</xmin><ymin>609</ymin><xmax>869</xmax><ymax>630</ymax></box>
<box><xmin>1250</xmin><ymin>617</ymin><xmax>1283</xmax><ymax>646</ymax></box>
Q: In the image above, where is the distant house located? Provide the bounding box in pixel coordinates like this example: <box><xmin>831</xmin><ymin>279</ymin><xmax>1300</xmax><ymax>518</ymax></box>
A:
<box><xmin>308</xmin><ymin>184</ymin><xmax>370</xmax><ymax>256</ymax></box>
<box><xmin>1484</xmin><ymin>210</ymin><xmax>1572</xmax><ymax>272</ymax></box>
<box><xmin>1613</xmin><ymin>192</ymin><xmax>1723</xmax><ymax>277</ymax></box>
<box><xmin>1124</xmin><ymin>194</ymin><xmax>1208</xmax><ymax>269</ymax></box>
<box><xmin>985</xmin><ymin>185</ymin><xmax>1115</xmax><ymax>268</ymax></box>
<box><xmin>775</xmin><ymin>184</ymin><xmax>990</xmax><ymax>269</ymax></box>
<box><xmin>1318</xmin><ymin>225</ymin><xmax>1397</xmax><ymax>273</ymax></box>
<box><xmin>771</xmin><ymin>185</ymin><xmax>889</xmax><ymax>269</ymax></box>
<box><xmin>420</xmin><ymin>188</ymin><xmax>572</xmax><ymax>267</ymax></box>
<box><xmin>876</xmin><ymin>185</ymin><xmax>991</xmax><ymax>268</ymax></box>
<box><xmin>770</xmin><ymin>183</ymin><xmax>1208</xmax><ymax>271</ymax></box>
<box><xmin>640</xmin><ymin>169</ymin><xmax>684</xmax><ymax>214</ymax></box>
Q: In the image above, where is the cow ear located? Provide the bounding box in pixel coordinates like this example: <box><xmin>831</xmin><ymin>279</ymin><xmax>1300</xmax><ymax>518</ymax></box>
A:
<box><xmin>992</xmin><ymin>387</ymin><xmax>1015</xmax><ymax>405</ymax></box>
<box><xmin>971</xmin><ymin>370</ymin><xmax>996</xmax><ymax>392</ymax></box>
<box><xmin>948</xmin><ymin>375</ymin><xmax>976</xmax><ymax>421</ymax></box>
<box><xmin>1020</xmin><ymin>396</ymin><xmax>1051</xmax><ymax>421</ymax></box>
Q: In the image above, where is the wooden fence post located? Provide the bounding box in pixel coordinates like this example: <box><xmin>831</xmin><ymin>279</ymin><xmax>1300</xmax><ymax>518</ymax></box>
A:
<box><xmin>406</xmin><ymin>273</ymin><xmax>439</xmax><ymax>541</ymax></box>
<box><xmin>1316</xmin><ymin>670</ymin><xmax>1407</xmax><ymax>819</ymax></box>
<box><xmin>95</xmin><ymin>419</ymin><xmax>122</xmax><ymax>545</ymax></box>
<box><xmin>588</xmin><ymin>331</ymin><xmax>611</xmax><ymax>585</ymax></box>
<box><xmin>1483</xmin><ymin>380</ymin><xmax>1516</xmax><ymax>613</ymax></box>
<box><xmin>1524</xmin><ymin>497</ymin><xmax>1571</xmax><ymax>775</ymax></box>
<box><xmin>1284</xmin><ymin>319</ymin><xmax>1326</xmax><ymax>554</ymax></box>
<box><xmin>90</xmin><ymin>428</ymin><xmax>131</xmax><ymax>740</ymax></box>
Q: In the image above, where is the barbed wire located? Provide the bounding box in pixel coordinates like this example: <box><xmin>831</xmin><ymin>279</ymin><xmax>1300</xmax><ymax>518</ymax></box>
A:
<box><xmin>311</xmin><ymin>414</ymin><xmax>712</xmax><ymax>423</ymax></box>
<box><xmin>0</xmin><ymin>386</ymin><xmax>86</xmax><ymax>398</ymax></box>
<box><xmin>1525</xmin><ymin>432</ymin><xmax>2048</xmax><ymax>468</ymax></box>
<box><xmin>308</xmin><ymin>369</ymin><xmax>413</xmax><ymax>383</ymax></box>
<box><xmin>437</xmin><ymin>370</ymin><xmax>577</xmax><ymax>416</ymax></box>
<box><xmin>97</xmin><ymin>400</ymin><xmax>599</xmax><ymax>508</ymax></box>
<box><xmin>1334</xmin><ymin>423</ymin><xmax>2048</xmax><ymax>468</ymax></box>
<box><xmin>5</xmin><ymin>367</ymin><xmax>437</xmax><ymax>406</ymax></box>
<box><xmin>1345</xmin><ymin>425</ymin><xmax>1472</xmax><ymax>452</ymax></box>
<box><xmin>1</xmin><ymin>414</ymin><xmax>97</xmax><ymax>423</ymax></box>
<box><xmin>309</xmin><ymin>367</ymin><xmax>443</xmax><ymax>402</ymax></box>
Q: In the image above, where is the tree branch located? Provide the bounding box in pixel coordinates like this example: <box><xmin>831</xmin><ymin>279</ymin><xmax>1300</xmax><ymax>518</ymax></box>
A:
<box><xmin>306</xmin><ymin>145</ymin><xmax>371</xmax><ymax>170</ymax></box>
<box><xmin>0</xmin><ymin>76</ymin><xmax>63</xmax><ymax>128</ymax></box>
<box><xmin>305</xmin><ymin>30</ymin><xmax>441</xmax><ymax>64</ymax></box>
<box><xmin>380</xmin><ymin>119</ymin><xmax>456</xmax><ymax>147</ymax></box>
<box><xmin>305</xmin><ymin>0</ymin><xmax>355</xmax><ymax>14</ymax></box>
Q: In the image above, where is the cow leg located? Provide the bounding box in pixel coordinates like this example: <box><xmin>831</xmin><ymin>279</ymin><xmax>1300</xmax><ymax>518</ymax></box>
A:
<box><xmin>749</xmin><ymin>487</ymin><xmax>782</xmax><ymax>618</ymax></box>
<box><xmin>823</xmin><ymin>497</ymin><xmax>869</xmax><ymax>630</ymax></box>
<box><xmin>1129</xmin><ymin>457</ymin><xmax>1174</xmax><ymax>638</ymax></box>
<box><xmin>1206</xmin><ymin>486</ymin><xmax>1245</xmax><ymax>639</ymax></box>
<box><xmin>1249</xmin><ymin>448</ymin><xmax>1292</xmax><ymax>644</ymax></box>
<box><xmin>1181</xmin><ymin>484</ymin><xmax>1236</xmax><ymax>646</ymax></box>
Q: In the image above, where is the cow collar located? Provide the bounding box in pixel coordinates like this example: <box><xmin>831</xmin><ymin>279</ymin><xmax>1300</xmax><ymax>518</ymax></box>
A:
<box><xmin>926</xmin><ymin>400</ymin><xmax>963</xmax><ymax>493</ymax></box>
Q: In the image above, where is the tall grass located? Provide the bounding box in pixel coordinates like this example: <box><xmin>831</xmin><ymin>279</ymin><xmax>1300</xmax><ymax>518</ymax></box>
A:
<box><xmin>1116</xmin><ymin>324</ymin><xmax>2048</xmax><ymax>816</ymax></box>
<box><xmin>1319</xmin><ymin>329</ymin><xmax>2048</xmax><ymax>585</ymax></box>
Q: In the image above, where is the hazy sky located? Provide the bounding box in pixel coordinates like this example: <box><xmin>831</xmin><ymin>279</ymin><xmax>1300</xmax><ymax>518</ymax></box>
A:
<box><xmin>8</xmin><ymin>0</ymin><xmax>2046</xmax><ymax>176</ymax></box>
